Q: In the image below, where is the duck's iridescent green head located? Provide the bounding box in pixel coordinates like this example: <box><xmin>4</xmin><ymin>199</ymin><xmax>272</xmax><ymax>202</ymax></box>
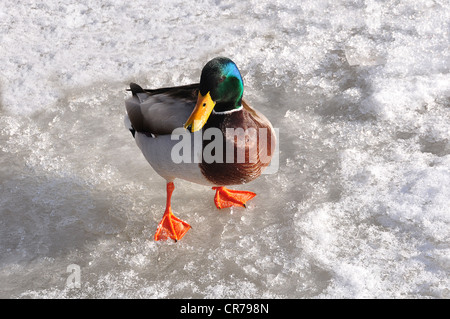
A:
<box><xmin>199</xmin><ymin>57</ymin><xmax>244</xmax><ymax>111</ymax></box>
<box><xmin>184</xmin><ymin>57</ymin><xmax>244</xmax><ymax>132</ymax></box>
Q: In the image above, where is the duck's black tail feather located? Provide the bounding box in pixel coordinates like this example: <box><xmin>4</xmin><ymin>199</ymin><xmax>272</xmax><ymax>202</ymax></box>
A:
<box><xmin>127</xmin><ymin>82</ymin><xmax>145</xmax><ymax>96</ymax></box>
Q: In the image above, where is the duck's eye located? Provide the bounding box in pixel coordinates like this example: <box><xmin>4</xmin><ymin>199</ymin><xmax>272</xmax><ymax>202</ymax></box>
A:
<box><xmin>202</xmin><ymin>103</ymin><xmax>206</xmax><ymax>107</ymax></box>
<box><xmin>218</xmin><ymin>76</ymin><xmax>226</xmax><ymax>83</ymax></box>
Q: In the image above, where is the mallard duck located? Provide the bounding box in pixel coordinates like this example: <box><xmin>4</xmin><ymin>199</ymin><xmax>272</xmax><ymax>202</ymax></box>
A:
<box><xmin>124</xmin><ymin>57</ymin><xmax>276</xmax><ymax>241</ymax></box>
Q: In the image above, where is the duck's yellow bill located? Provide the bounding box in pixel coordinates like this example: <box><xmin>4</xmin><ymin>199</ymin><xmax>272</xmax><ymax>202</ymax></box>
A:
<box><xmin>184</xmin><ymin>91</ymin><xmax>216</xmax><ymax>132</ymax></box>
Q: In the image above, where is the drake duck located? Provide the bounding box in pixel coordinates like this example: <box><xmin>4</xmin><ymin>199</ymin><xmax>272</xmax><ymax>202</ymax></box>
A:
<box><xmin>124</xmin><ymin>57</ymin><xmax>276</xmax><ymax>241</ymax></box>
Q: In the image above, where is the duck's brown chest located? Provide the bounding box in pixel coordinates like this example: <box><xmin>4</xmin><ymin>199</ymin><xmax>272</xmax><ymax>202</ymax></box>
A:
<box><xmin>199</xmin><ymin>108</ymin><xmax>275</xmax><ymax>186</ymax></box>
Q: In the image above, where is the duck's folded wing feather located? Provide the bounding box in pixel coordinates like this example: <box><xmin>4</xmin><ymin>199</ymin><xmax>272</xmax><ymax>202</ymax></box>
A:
<box><xmin>125</xmin><ymin>83</ymin><xmax>199</xmax><ymax>136</ymax></box>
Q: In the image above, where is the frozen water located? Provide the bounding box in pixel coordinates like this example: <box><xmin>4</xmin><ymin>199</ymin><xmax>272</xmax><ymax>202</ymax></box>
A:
<box><xmin>1</xmin><ymin>0</ymin><xmax>449</xmax><ymax>298</ymax></box>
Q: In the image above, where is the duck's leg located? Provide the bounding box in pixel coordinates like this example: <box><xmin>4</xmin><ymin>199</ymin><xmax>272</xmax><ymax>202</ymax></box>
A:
<box><xmin>212</xmin><ymin>187</ymin><xmax>256</xmax><ymax>209</ymax></box>
<box><xmin>154</xmin><ymin>182</ymin><xmax>191</xmax><ymax>241</ymax></box>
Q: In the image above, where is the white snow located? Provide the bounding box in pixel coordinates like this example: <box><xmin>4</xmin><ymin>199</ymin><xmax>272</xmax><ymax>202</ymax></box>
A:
<box><xmin>1</xmin><ymin>0</ymin><xmax>449</xmax><ymax>298</ymax></box>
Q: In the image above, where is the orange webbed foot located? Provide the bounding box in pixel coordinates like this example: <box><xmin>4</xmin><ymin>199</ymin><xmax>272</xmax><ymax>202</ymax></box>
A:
<box><xmin>154</xmin><ymin>182</ymin><xmax>191</xmax><ymax>242</ymax></box>
<box><xmin>154</xmin><ymin>210</ymin><xmax>191</xmax><ymax>241</ymax></box>
<box><xmin>212</xmin><ymin>186</ymin><xmax>256</xmax><ymax>209</ymax></box>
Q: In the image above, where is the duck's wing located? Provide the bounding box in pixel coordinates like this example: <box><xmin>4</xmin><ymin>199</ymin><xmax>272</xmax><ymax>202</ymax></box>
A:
<box><xmin>125</xmin><ymin>83</ymin><xmax>199</xmax><ymax>136</ymax></box>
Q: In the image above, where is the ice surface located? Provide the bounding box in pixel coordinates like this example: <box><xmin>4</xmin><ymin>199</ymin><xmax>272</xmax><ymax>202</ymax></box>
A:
<box><xmin>1</xmin><ymin>0</ymin><xmax>449</xmax><ymax>298</ymax></box>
